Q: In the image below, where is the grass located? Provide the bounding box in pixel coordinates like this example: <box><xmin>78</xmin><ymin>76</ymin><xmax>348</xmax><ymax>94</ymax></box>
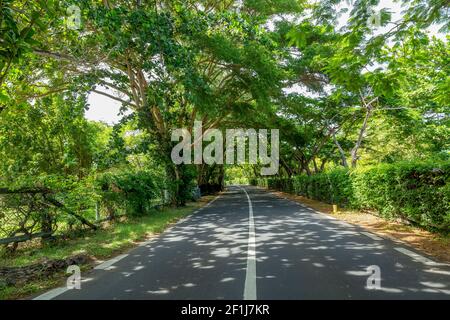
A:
<box><xmin>0</xmin><ymin>277</ymin><xmax>62</xmax><ymax>300</ymax></box>
<box><xmin>0</xmin><ymin>195</ymin><xmax>215</xmax><ymax>299</ymax></box>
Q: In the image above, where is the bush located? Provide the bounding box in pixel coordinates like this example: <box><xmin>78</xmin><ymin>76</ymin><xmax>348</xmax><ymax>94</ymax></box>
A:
<box><xmin>97</xmin><ymin>170</ymin><xmax>162</xmax><ymax>217</ymax></box>
<box><xmin>253</xmin><ymin>161</ymin><xmax>450</xmax><ymax>231</ymax></box>
<box><xmin>0</xmin><ymin>170</ymin><xmax>164</xmax><ymax>251</ymax></box>
<box><xmin>351</xmin><ymin>162</ymin><xmax>450</xmax><ymax>229</ymax></box>
<box><xmin>250</xmin><ymin>177</ymin><xmax>268</xmax><ymax>188</ymax></box>
<box><xmin>292</xmin><ymin>168</ymin><xmax>353</xmax><ymax>205</ymax></box>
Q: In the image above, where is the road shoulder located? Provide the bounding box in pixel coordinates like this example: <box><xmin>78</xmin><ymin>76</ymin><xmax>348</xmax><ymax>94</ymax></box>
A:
<box><xmin>261</xmin><ymin>187</ymin><xmax>450</xmax><ymax>264</ymax></box>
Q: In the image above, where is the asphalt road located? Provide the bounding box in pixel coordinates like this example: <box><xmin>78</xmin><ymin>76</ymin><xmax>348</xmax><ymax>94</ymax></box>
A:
<box><xmin>35</xmin><ymin>186</ymin><xmax>450</xmax><ymax>300</ymax></box>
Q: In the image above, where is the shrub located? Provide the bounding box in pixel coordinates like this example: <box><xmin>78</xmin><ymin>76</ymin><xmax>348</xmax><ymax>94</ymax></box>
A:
<box><xmin>292</xmin><ymin>169</ymin><xmax>353</xmax><ymax>205</ymax></box>
<box><xmin>254</xmin><ymin>161</ymin><xmax>450</xmax><ymax>231</ymax></box>
<box><xmin>351</xmin><ymin>161</ymin><xmax>450</xmax><ymax>229</ymax></box>
<box><xmin>97</xmin><ymin>170</ymin><xmax>161</xmax><ymax>217</ymax></box>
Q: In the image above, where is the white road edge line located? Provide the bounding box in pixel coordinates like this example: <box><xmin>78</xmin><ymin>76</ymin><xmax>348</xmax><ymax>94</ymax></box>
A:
<box><xmin>205</xmin><ymin>194</ymin><xmax>221</xmax><ymax>207</ymax></box>
<box><xmin>361</xmin><ymin>232</ymin><xmax>383</xmax><ymax>241</ymax></box>
<box><xmin>94</xmin><ymin>254</ymin><xmax>129</xmax><ymax>270</ymax></box>
<box><xmin>33</xmin><ymin>287</ymin><xmax>70</xmax><ymax>300</ymax></box>
<box><xmin>241</xmin><ymin>187</ymin><xmax>257</xmax><ymax>300</ymax></box>
<box><xmin>394</xmin><ymin>247</ymin><xmax>439</xmax><ymax>266</ymax></box>
<box><xmin>34</xmin><ymin>253</ymin><xmax>130</xmax><ymax>300</ymax></box>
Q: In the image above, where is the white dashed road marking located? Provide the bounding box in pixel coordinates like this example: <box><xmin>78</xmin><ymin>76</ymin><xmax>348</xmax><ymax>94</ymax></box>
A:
<box><xmin>241</xmin><ymin>187</ymin><xmax>257</xmax><ymax>300</ymax></box>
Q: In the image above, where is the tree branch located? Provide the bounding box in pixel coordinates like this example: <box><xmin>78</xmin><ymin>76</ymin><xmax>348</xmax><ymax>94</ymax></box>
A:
<box><xmin>91</xmin><ymin>89</ymin><xmax>137</xmax><ymax>108</ymax></box>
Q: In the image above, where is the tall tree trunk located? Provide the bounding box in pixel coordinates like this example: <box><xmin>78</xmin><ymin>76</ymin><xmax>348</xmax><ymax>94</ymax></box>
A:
<box><xmin>303</xmin><ymin>161</ymin><xmax>312</xmax><ymax>176</ymax></box>
<box><xmin>333</xmin><ymin>134</ymin><xmax>349</xmax><ymax>168</ymax></box>
<box><xmin>296</xmin><ymin>152</ymin><xmax>312</xmax><ymax>176</ymax></box>
<box><xmin>218</xmin><ymin>165</ymin><xmax>225</xmax><ymax>190</ymax></box>
<box><xmin>313</xmin><ymin>157</ymin><xmax>319</xmax><ymax>174</ymax></box>
<box><xmin>351</xmin><ymin>94</ymin><xmax>377</xmax><ymax>168</ymax></box>
<box><xmin>351</xmin><ymin>107</ymin><xmax>372</xmax><ymax>168</ymax></box>
<box><xmin>280</xmin><ymin>157</ymin><xmax>293</xmax><ymax>177</ymax></box>
<box><xmin>320</xmin><ymin>159</ymin><xmax>327</xmax><ymax>172</ymax></box>
<box><xmin>106</xmin><ymin>204</ymin><xmax>115</xmax><ymax>221</ymax></box>
<box><xmin>167</xmin><ymin>163</ymin><xmax>184</xmax><ymax>206</ymax></box>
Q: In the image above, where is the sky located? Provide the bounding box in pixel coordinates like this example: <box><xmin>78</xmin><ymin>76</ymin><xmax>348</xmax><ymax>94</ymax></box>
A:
<box><xmin>86</xmin><ymin>90</ymin><xmax>123</xmax><ymax>125</ymax></box>
<box><xmin>85</xmin><ymin>0</ymin><xmax>446</xmax><ymax>125</ymax></box>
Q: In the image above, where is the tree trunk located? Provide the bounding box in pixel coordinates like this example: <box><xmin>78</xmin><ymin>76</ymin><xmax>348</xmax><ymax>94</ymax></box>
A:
<box><xmin>166</xmin><ymin>163</ymin><xmax>190</xmax><ymax>207</ymax></box>
<box><xmin>106</xmin><ymin>204</ymin><xmax>115</xmax><ymax>221</ymax></box>
<box><xmin>280</xmin><ymin>157</ymin><xmax>293</xmax><ymax>177</ymax></box>
<box><xmin>218</xmin><ymin>165</ymin><xmax>225</xmax><ymax>190</ymax></box>
<box><xmin>351</xmin><ymin>95</ymin><xmax>377</xmax><ymax>168</ymax></box>
<box><xmin>351</xmin><ymin>107</ymin><xmax>372</xmax><ymax>168</ymax></box>
<box><xmin>320</xmin><ymin>159</ymin><xmax>327</xmax><ymax>172</ymax></box>
<box><xmin>333</xmin><ymin>134</ymin><xmax>349</xmax><ymax>168</ymax></box>
<box><xmin>303</xmin><ymin>161</ymin><xmax>312</xmax><ymax>176</ymax></box>
<box><xmin>40</xmin><ymin>211</ymin><xmax>53</xmax><ymax>244</ymax></box>
<box><xmin>313</xmin><ymin>157</ymin><xmax>319</xmax><ymax>174</ymax></box>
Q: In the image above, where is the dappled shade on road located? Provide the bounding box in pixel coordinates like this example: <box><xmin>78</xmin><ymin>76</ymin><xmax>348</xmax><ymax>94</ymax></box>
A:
<box><xmin>48</xmin><ymin>187</ymin><xmax>450</xmax><ymax>300</ymax></box>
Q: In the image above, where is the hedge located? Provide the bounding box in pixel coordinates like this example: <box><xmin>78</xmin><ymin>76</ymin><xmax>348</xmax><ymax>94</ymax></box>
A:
<box><xmin>251</xmin><ymin>161</ymin><xmax>450</xmax><ymax>231</ymax></box>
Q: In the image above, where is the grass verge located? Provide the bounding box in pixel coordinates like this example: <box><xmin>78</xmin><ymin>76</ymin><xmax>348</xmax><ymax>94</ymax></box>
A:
<box><xmin>0</xmin><ymin>195</ymin><xmax>216</xmax><ymax>300</ymax></box>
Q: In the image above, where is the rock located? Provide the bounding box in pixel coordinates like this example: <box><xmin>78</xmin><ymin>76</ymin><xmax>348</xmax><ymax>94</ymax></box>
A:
<box><xmin>0</xmin><ymin>254</ymin><xmax>92</xmax><ymax>287</ymax></box>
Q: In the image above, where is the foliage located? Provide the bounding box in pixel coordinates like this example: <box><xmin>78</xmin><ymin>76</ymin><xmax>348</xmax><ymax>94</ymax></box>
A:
<box><xmin>351</xmin><ymin>161</ymin><xmax>450</xmax><ymax>230</ymax></box>
<box><xmin>0</xmin><ymin>94</ymin><xmax>102</xmax><ymax>181</ymax></box>
<box><xmin>292</xmin><ymin>168</ymin><xmax>353</xmax><ymax>205</ymax></box>
<box><xmin>0</xmin><ymin>0</ymin><xmax>449</xmax><ymax>249</ymax></box>
<box><xmin>96</xmin><ymin>170</ymin><xmax>162</xmax><ymax>217</ymax></box>
<box><xmin>0</xmin><ymin>201</ymin><xmax>204</xmax><ymax>299</ymax></box>
<box><xmin>252</xmin><ymin>161</ymin><xmax>450</xmax><ymax>230</ymax></box>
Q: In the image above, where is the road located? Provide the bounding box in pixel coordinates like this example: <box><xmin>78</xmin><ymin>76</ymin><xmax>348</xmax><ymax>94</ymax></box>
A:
<box><xmin>35</xmin><ymin>186</ymin><xmax>450</xmax><ymax>300</ymax></box>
